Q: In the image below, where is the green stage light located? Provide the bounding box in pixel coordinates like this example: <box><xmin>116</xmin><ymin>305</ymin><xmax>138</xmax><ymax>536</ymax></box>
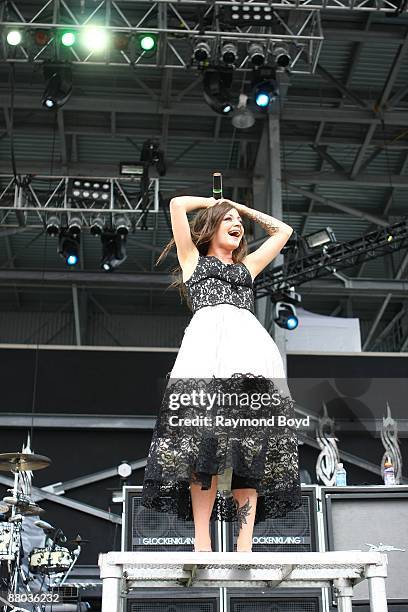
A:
<box><xmin>61</xmin><ymin>31</ymin><xmax>76</xmax><ymax>47</ymax></box>
<box><xmin>139</xmin><ymin>33</ymin><xmax>156</xmax><ymax>52</ymax></box>
<box><xmin>81</xmin><ymin>27</ymin><xmax>108</xmax><ymax>52</ymax></box>
<box><xmin>7</xmin><ymin>30</ymin><xmax>22</xmax><ymax>46</ymax></box>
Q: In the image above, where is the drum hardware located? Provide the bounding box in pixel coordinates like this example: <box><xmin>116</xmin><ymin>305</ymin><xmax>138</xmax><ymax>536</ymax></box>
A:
<box><xmin>28</xmin><ymin>545</ymin><xmax>74</xmax><ymax>576</ymax></box>
<box><xmin>0</xmin><ymin>522</ymin><xmax>19</xmax><ymax>560</ymax></box>
<box><xmin>3</xmin><ymin>496</ymin><xmax>44</xmax><ymax>517</ymax></box>
<box><xmin>0</xmin><ymin>450</ymin><xmax>52</xmax><ymax>612</ymax></box>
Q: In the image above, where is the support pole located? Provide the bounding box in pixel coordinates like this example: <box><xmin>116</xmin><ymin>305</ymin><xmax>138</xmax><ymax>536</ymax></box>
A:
<box><xmin>333</xmin><ymin>577</ymin><xmax>354</xmax><ymax>612</ymax></box>
<box><xmin>99</xmin><ymin>555</ymin><xmax>122</xmax><ymax>612</ymax></box>
<box><xmin>366</xmin><ymin>554</ymin><xmax>389</xmax><ymax>612</ymax></box>
<box><xmin>267</xmin><ymin>110</ymin><xmax>287</xmax><ymax>374</ymax></box>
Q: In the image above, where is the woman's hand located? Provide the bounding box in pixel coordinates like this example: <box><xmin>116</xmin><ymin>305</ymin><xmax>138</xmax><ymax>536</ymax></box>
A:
<box><xmin>217</xmin><ymin>198</ymin><xmax>243</xmax><ymax>212</ymax></box>
<box><xmin>205</xmin><ymin>197</ymin><xmax>223</xmax><ymax>208</ymax></box>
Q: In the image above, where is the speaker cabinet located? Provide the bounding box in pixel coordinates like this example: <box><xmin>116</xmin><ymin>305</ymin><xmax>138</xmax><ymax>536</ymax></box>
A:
<box><xmin>126</xmin><ymin>590</ymin><xmax>220</xmax><ymax>612</ymax></box>
<box><xmin>227</xmin><ymin>589</ymin><xmax>323</xmax><ymax>612</ymax></box>
<box><xmin>322</xmin><ymin>485</ymin><xmax>408</xmax><ymax>607</ymax></box>
<box><xmin>225</xmin><ymin>486</ymin><xmax>319</xmax><ymax>552</ymax></box>
<box><xmin>122</xmin><ymin>486</ymin><xmax>220</xmax><ymax>552</ymax></box>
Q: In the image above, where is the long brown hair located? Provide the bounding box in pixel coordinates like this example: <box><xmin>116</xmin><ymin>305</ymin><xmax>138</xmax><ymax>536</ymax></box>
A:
<box><xmin>157</xmin><ymin>200</ymin><xmax>249</xmax><ymax>307</ymax></box>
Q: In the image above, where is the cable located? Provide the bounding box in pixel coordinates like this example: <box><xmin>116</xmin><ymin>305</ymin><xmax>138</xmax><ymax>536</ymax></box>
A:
<box><xmin>380</xmin><ymin>116</ymin><xmax>395</xmax><ymax>209</ymax></box>
<box><xmin>9</xmin><ymin>57</ymin><xmax>19</xmax><ymax>184</ymax></box>
<box><xmin>29</xmin><ymin>112</ymin><xmax>58</xmax><ymax>446</ymax></box>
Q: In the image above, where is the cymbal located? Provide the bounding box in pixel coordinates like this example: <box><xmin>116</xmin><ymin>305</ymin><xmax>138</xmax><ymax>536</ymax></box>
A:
<box><xmin>0</xmin><ymin>501</ymin><xmax>9</xmax><ymax>513</ymax></box>
<box><xmin>0</xmin><ymin>453</ymin><xmax>51</xmax><ymax>472</ymax></box>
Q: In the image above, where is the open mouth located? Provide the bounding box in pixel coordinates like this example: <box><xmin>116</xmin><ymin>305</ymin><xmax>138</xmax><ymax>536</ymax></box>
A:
<box><xmin>228</xmin><ymin>229</ymin><xmax>241</xmax><ymax>238</ymax></box>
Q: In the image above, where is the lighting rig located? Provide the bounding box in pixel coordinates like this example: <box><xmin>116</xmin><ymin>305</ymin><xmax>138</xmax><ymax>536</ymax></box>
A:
<box><xmin>2</xmin><ymin>1</ymin><xmax>323</xmax><ymax>75</ymax></box>
<box><xmin>0</xmin><ymin>174</ymin><xmax>159</xmax><ymax>269</ymax></box>
<box><xmin>254</xmin><ymin>217</ymin><xmax>408</xmax><ymax>298</ymax></box>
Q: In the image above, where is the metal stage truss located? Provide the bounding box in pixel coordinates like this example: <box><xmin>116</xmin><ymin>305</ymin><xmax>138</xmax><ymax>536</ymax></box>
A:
<box><xmin>254</xmin><ymin>216</ymin><xmax>408</xmax><ymax>297</ymax></box>
<box><xmin>1</xmin><ymin>1</ymin><xmax>324</xmax><ymax>75</ymax></box>
<box><xmin>98</xmin><ymin>550</ymin><xmax>389</xmax><ymax>612</ymax></box>
<box><xmin>0</xmin><ymin>175</ymin><xmax>160</xmax><ymax>230</ymax></box>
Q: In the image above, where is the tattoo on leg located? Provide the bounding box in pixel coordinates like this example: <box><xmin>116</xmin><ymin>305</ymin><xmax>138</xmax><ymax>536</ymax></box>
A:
<box><xmin>235</xmin><ymin>497</ymin><xmax>252</xmax><ymax>532</ymax></box>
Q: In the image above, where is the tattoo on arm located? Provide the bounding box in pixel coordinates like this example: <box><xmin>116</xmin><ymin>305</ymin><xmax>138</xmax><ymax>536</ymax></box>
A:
<box><xmin>221</xmin><ymin>198</ymin><xmax>292</xmax><ymax>237</ymax></box>
<box><xmin>241</xmin><ymin>208</ymin><xmax>280</xmax><ymax>236</ymax></box>
<box><xmin>235</xmin><ymin>497</ymin><xmax>252</xmax><ymax>532</ymax></box>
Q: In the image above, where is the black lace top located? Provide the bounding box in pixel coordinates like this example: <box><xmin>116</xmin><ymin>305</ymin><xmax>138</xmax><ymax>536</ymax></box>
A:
<box><xmin>184</xmin><ymin>254</ymin><xmax>254</xmax><ymax>314</ymax></box>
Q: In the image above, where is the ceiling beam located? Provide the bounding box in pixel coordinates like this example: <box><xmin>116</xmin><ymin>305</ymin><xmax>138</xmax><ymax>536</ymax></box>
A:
<box><xmin>0</xmin><ymin>162</ymin><xmax>251</xmax><ymax>186</ymax></box>
<box><xmin>350</xmin><ymin>32</ymin><xmax>408</xmax><ymax>179</ymax></box>
<box><xmin>284</xmin><ymin>183</ymin><xmax>388</xmax><ymax>226</ymax></box>
<box><xmin>285</xmin><ymin>171</ymin><xmax>408</xmax><ymax>188</ymax></box>
<box><xmin>0</xmin><ymin>121</ymin><xmax>262</xmax><ymax>144</ymax></box>
<box><xmin>362</xmin><ymin>250</ymin><xmax>408</xmax><ymax>350</ymax></box>
<box><xmin>2</xmin><ymin>93</ymin><xmax>408</xmax><ymax>125</ymax></box>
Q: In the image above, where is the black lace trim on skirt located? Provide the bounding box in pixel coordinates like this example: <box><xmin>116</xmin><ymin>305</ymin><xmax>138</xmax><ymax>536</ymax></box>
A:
<box><xmin>141</xmin><ymin>373</ymin><xmax>302</xmax><ymax>525</ymax></box>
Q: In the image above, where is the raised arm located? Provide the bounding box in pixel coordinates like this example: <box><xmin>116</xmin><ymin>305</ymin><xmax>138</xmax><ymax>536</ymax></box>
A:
<box><xmin>223</xmin><ymin>199</ymin><xmax>293</xmax><ymax>279</ymax></box>
<box><xmin>169</xmin><ymin>196</ymin><xmax>216</xmax><ymax>270</ymax></box>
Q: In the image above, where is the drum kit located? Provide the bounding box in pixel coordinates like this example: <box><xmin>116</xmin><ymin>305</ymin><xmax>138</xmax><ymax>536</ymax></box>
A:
<box><xmin>0</xmin><ymin>452</ymin><xmax>83</xmax><ymax>612</ymax></box>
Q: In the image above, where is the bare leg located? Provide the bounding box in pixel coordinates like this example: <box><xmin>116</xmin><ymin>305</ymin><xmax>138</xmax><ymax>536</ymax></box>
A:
<box><xmin>232</xmin><ymin>488</ymin><xmax>258</xmax><ymax>552</ymax></box>
<box><xmin>190</xmin><ymin>473</ymin><xmax>218</xmax><ymax>551</ymax></box>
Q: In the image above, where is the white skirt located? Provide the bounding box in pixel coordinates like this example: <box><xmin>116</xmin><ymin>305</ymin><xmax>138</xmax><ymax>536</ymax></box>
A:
<box><xmin>171</xmin><ymin>304</ymin><xmax>287</xmax><ymax>380</ymax></box>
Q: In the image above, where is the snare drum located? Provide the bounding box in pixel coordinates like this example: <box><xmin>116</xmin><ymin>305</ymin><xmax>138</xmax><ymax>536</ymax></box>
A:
<box><xmin>28</xmin><ymin>546</ymin><xmax>73</xmax><ymax>574</ymax></box>
<box><xmin>0</xmin><ymin>522</ymin><xmax>19</xmax><ymax>560</ymax></box>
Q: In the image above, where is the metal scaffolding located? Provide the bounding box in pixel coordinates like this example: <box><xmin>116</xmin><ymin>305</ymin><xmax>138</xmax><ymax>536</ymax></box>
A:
<box><xmin>0</xmin><ymin>174</ymin><xmax>160</xmax><ymax>230</ymax></box>
<box><xmin>1</xmin><ymin>0</ymin><xmax>324</xmax><ymax>74</ymax></box>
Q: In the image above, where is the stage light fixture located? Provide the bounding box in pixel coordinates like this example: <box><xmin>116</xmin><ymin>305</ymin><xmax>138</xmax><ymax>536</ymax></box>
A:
<box><xmin>7</xmin><ymin>30</ymin><xmax>23</xmax><ymax>46</ymax></box>
<box><xmin>114</xmin><ymin>214</ymin><xmax>131</xmax><ymax>236</ymax></box>
<box><xmin>193</xmin><ymin>41</ymin><xmax>211</xmax><ymax>64</ymax></box>
<box><xmin>232</xmin><ymin>94</ymin><xmax>255</xmax><ymax>129</ymax></box>
<box><xmin>137</xmin><ymin>33</ymin><xmax>157</xmax><ymax>54</ymax></box>
<box><xmin>119</xmin><ymin>162</ymin><xmax>145</xmax><ymax>177</ymax></box>
<box><xmin>70</xmin><ymin>179</ymin><xmax>110</xmax><ymax>203</ymax></box>
<box><xmin>304</xmin><ymin>227</ymin><xmax>336</xmax><ymax>249</ymax></box>
<box><xmin>221</xmin><ymin>4</ymin><xmax>273</xmax><ymax>26</ymax></box>
<box><xmin>58</xmin><ymin>232</ymin><xmax>80</xmax><ymax>266</ymax></box>
<box><xmin>113</xmin><ymin>32</ymin><xmax>130</xmax><ymax>51</ymax></box>
<box><xmin>203</xmin><ymin>67</ymin><xmax>234</xmax><ymax>116</ymax></box>
<box><xmin>255</xmin><ymin>91</ymin><xmax>270</xmax><ymax>108</ymax></box>
<box><xmin>34</xmin><ymin>29</ymin><xmax>51</xmax><ymax>46</ymax></box>
<box><xmin>46</xmin><ymin>215</ymin><xmax>60</xmax><ymax>237</ymax></box>
<box><xmin>100</xmin><ymin>232</ymin><xmax>127</xmax><ymax>271</ymax></box>
<box><xmin>90</xmin><ymin>215</ymin><xmax>105</xmax><ymax>236</ymax></box>
<box><xmin>140</xmin><ymin>140</ymin><xmax>166</xmax><ymax>176</ymax></box>
<box><xmin>251</xmin><ymin>67</ymin><xmax>278</xmax><ymax>109</ymax></box>
<box><xmin>68</xmin><ymin>216</ymin><xmax>81</xmax><ymax>238</ymax></box>
<box><xmin>61</xmin><ymin>30</ymin><xmax>76</xmax><ymax>47</ymax></box>
<box><xmin>273</xmin><ymin>301</ymin><xmax>299</xmax><ymax>330</ymax></box>
<box><xmin>248</xmin><ymin>43</ymin><xmax>265</xmax><ymax>67</ymax></box>
<box><xmin>42</xmin><ymin>66</ymin><xmax>72</xmax><ymax>110</ymax></box>
<box><xmin>81</xmin><ymin>27</ymin><xmax>108</xmax><ymax>52</ymax></box>
<box><xmin>221</xmin><ymin>42</ymin><xmax>238</xmax><ymax>66</ymax></box>
<box><xmin>273</xmin><ymin>44</ymin><xmax>291</xmax><ymax>68</ymax></box>
<box><xmin>141</xmin><ymin>34</ymin><xmax>155</xmax><ymax>51</ymax></box>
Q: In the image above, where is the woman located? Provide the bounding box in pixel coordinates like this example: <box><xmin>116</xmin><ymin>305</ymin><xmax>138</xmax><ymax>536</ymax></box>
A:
<box><xmin>141</xmin><ymin>195</ymin><xmax>302</xmax><ymax>552</ymax></box>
